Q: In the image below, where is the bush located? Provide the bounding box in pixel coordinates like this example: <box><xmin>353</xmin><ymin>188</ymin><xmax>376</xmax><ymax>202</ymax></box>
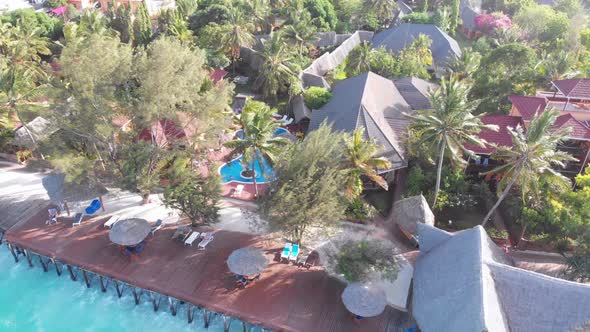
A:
<box><xmin>402</xmin><ymin>12</ymin><xmax>432</xmax><ymax>24</ymax></box>
<box><xmin>303</xmin><ymin>87</ymin><xmax>333</xmax><ymax>110</ymax></box>
<box><xmin>1</xmin><ymin>9</ymin><xmax>63</xmax><ymax>40</ymax></box>
<box><xmin>335</xmin><ymin>240</ymin><xmax>399</xmax><ymax>282</ymax></box>
<box><xmin>345</xmin><ymin>198</ymin><xmax>376</xmax><ymax>221</ymax></box>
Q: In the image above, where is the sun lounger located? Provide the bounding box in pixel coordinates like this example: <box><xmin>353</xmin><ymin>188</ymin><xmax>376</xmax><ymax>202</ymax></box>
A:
<box><xmin>104</xmin><ymin>215</ymin><xmax>121</xmax><ymax>228</ymax></box>
<box><xmin>184</xmin><ymin>232</ymin><xmax>201</xmax><ymax>246</ymax></box>
<box><xmin>45</xmin><ymin>208</ymin><xmax>59</xmax><ymax>225</ymax></box>
<box><xmin>85</xmin><ymin>199</ymin><xmax>101</xmax><ymax>214</ymax></box>
<box><xmin>232</xmin><ymin>184</ymin><xmax>244</xmax><ymax>197</ymax></box>
<box><xmin>72</xmin><ymin>213</ymin><xmax>84</xmax><ymax>227</ymax></box>
<box><xmin>289</xmin><ymin>244</ymin><xmax>299</xmax><ymax>262</ymax></box>
<box><xmin>198</xmin><ymin>233</ymin><xmax>214</xmax><ymax>249</ymax></box>
<box><xmin>280</xmin><ymin>242</ymin><xmax>292</xmax><ymax>261</ymax></box>
<box><xmin>150</xmin><ymin>219</ymin><xmax>163</xmax><ymax>235</ymax></box>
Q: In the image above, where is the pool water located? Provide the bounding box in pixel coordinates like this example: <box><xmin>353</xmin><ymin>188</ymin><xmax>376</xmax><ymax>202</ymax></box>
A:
<box><xmin>219</xmin><ymin>127</ymin><xmax>288</xmax><ymax>184</ymax></box>
<box><xmin>0</xmin><ymin>247</ymin><xmax>253</xmax><ymax>332</ymax></box>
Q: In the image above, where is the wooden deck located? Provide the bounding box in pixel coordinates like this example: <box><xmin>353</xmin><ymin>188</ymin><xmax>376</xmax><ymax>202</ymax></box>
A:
<box><xmin>3</xmin><ymin>206</ymin><xmax>413</xmax><ymax>332</ymax></box>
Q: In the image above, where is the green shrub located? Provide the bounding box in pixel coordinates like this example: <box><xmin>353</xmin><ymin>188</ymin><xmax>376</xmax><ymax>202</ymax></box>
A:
<box><xmin>402</xmin><ymin>12</ymin><xmax>432</xmax><ymax>24</ymax></box>
<box><xmin>335</xmin><ymin>240</ymin><xmax>399</xmax><ymax>282</ymax></box>
<box><xmin>487</xmin><ymin>228</ymin><xmax>509</xmax><ymax>239</ymax></box>
<box><xmin>345</xmin><ymin>198</ymin><xmax>376</xmax><ymax>220</ymax></box>
<box><xmin>303</xmin><ymin>87</ymin><xmax>333</xmax><ymax>110</ymax></box>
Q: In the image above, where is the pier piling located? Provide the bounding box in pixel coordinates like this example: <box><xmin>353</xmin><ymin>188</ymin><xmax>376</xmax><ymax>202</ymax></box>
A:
<box><xmin>168</xmin><ymin>297</ymin><xmax>178</xmax><ymax>316</ymax></box>
<box><xmin>150</xmin><ymin>292</ymin><xmax>160</xmax><ymax>312</ymax></box>
<box><xmin>38</xmin><ymin>256</ymin><xmax>48</xmax><ymax>272</ymax></box>
<box><xmin>114</xmin><ymin>281</ymin><xmax>124</xmax><ymax>298</ymax></box>
<box><xmin>82</xmin><ymin>270</ymin><xmax>91</xmax><ymax>288</ymax></box>
<box><xmin>187</xmin><ymin>305</ymin><xmax>194</xmax><ymax>323</ymax></box>
<box><xmin>132</xmin><ymin>288</ymin><xmax>141</xmax><ymax>305</ymax></box>
<box><xmin>67</xmin><ymin>265</ymin><xmax>77</xmax><ymax>281</ymax></box>
<box><xmin>99</xmin><ymin>276</ymin><xmax>107</xmax><ymax>292</ymax></box>
<box><xmin>23</xmin><ymin>249</ymin><xmax>33</xmax><ymax>267</ymax></box>
<box><xmin>7</xmin><ymin>243</ymin><xmax>18</xmax><ymax>263</ymax></box>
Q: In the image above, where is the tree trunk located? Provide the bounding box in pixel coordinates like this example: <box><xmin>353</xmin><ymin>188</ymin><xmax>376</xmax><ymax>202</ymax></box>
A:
<box><xmin>517</xmin><ymin>222</ymin><xmax>528</xmax><ymax>248</ymax></box>
<box><xmin>432</xmin><ymin>140</ymin><xmax>446</xmax><ymax>207</ymax></box>
<box><xmin>252</xmin><ymin>159</ymin><xmax>259</xmax><ymax>198</ymax></box>
<box><xmin>482</xmin><ymin>171</ymin><xmax>519</xmax><ymax>227</ymax></box>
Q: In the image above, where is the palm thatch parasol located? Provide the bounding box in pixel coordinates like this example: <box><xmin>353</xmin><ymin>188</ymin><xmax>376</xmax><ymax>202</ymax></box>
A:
<box><xmin>341</xmin><ymin>283</ymin><xmax>387</xmax><ymax>317</ymax></box>
<box><xmin>42</xmin><ymin>173</ymin><xmax>108</xmax><ymax>205</ymax></box>
<box><xmin>227</xmin><ymin>247</ymin><xmax>268</xmax><ymax>276</ymax></box>
<box><xmin>109</xmin><ymin>218</ymin><xmax>151</xmax><ymax>246</ymax></box>
<box><xmin>392</xmin><ymin>195</ymin><xmax>434</xmax><ymax>235</ymax></box>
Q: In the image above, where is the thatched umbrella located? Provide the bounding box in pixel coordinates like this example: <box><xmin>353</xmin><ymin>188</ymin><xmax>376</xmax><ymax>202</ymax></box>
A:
<box><xmin>109</xmin><ymin>218</ymin><xmax>151</xmax><ymax>247</ymax></box>
<box><xmin>341</xmin><ymin>283</ymin><xmax>387</xmax><ymax>317</ymax></box>
<box><xmin>42</xmin><ymin>173</ymin><xmax>108</xmax><ymax>214</ymax></box>
<box><xmin>227</xmin><ymin>247</ymin><xmax>268</xmax><ymax>276</ymax></box>
<box><xmin>392</xmin><ymin>195</ymin><xmax>434</xmax><ymax>235</ymax></box>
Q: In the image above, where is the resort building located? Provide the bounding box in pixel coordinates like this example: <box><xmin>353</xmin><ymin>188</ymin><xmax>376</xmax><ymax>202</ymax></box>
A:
<box><xmin>371</xmin><ymin>23</ymin><xmax>462</xmax><ymax>70</ymax></box>
<box><xmin>308</xmin><ymin>72</ymin><xmax>437</xmax><ymax>182</ymax></box>
<box><xmin>469</xmin><ymin>79</ymin><xmax>590</xmax><ymax>174</ymax></box>
<box><xmin>413</xmin><ymin>223</ymin><xmax>590</xmax><ymax>332</ymax></box>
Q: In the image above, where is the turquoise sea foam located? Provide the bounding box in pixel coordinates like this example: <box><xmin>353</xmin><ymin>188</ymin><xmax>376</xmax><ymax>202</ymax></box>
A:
<box><xmin>0</xmin><ymin>247</ymin><xmax>253</xmax><ymax>332</ymax></box>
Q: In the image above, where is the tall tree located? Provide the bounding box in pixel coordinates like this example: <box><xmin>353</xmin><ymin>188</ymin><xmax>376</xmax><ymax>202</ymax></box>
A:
<box><xmin>217</xmin><ymin>8</ymin><xmax>255</xmax><ymax>72</ymax></box>
<box><xmin>223</xmin><ymin>100</ymin><xmax>289</xmax><ymax>197</ymax></box>
<box><xmin>450</xmin><ymin>0</ymin><xmax>461</xmax><ymax>33</ymax></box>
<box><xmin>405</xmin><ymin>76</ymin><xmax>498</xmax><ymax>206</ymax></box>
<box><xmin>362</xmin><ymin>0</ymin><xmax>398</xmax><ymax>27</ymax></box>
<box><xmin>481</xmin><ymin>109</ymin><xmax>576</xmax><ymax>227</ymax></box>
<box><xmin>259</xmin><ymin>123</ymin><xmax>348</xmax><ymax>243</ymax></box>
<box><xmin>342</xmin><ymin>128</ymin><xmax>391</xmax><ymax>199</ymax></box>
<box><xmin>0</xmin><ymin>21</ymin><xmax>52</xmax><ymax>157</ymax></box>
<box><xmin>107</xmin><ymin>3</ymin><xmax>134</xmax><ymax>44</ymax></box>
<box><xmin>281</xmin><ymin>12</ymin><xmax>319</xmax><ymax>60</ymax></box>
<box><xmin>133</xmin><ymin>2</ymin><xmax>153</xmax><ymax>47</ymax></box>
<box><xmin>345</xmin><ymin>41</ymin><xmax>373</xmax><ymax>77</ymax></box>
<box><xmin>253</xmin><ymin>32</ymin><xmax>299</xmax><ymax>101</ymax></box>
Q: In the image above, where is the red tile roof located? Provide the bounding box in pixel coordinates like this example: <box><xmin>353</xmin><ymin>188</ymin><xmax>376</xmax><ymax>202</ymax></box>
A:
<box><xmin>509</xmin><ymin>95</ymin><xmax>547</xmax><ymax>121</ymax></box>
<box><xmin>210</xmin><ymin>68</ymin><xmax>228</xmax><ymax>83</ymax></box>
<box><xmin>467</xmin><ymin>115</ymin><xmax>523</xmax><ymax>154</ymax></box>
<box><xmin>553</xmin><ymin>114</ymin><xmax>590</xmax><ymax>141</ymax></box>
<box><xmin>552</xmin><ymin>79</ymin><xmax>590</xmax><ymax>99</ymax></box>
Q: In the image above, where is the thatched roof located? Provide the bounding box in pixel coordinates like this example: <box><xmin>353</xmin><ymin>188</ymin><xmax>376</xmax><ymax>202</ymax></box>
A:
<box><xmin>393</xmin><ymin>195</ymin><xmax>434</xmax><ymax>235</ymax></box>
<box><xmin>42</xmin><ymin>173</ymin><xmax>108</xmax><ymax>205</ymax></box>
<box><xmin>109</xmin><ymin>218</ymin><xmax>151</xmax><ymax>246</ymax></box>
<box><xmin>413</xmin><ymin>224</ymin><xmax>590</xmax><ymax>332</ymax></box>
<box><xmin>227</xmin><ymin>247</ymin><xmax>268</xmax><ymax>276</ymax></box>
<box><xmin>341</xmin><ymin>283</ymin><xmax>387</xmax><ymax>317</ymax></box>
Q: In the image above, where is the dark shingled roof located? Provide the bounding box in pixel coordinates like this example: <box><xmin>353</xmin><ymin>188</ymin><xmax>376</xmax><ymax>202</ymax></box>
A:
<box><xmin>553</xmin><ymin>113</ymin><xmax>590</xmax><ymax>141</ymax></box>
<box><xmin>372</xmin><ymin>23</ymin><xmax>462</xmax><ymax>67</ymax></box>
<box><xmin>393</xmin><ymin>77</ymin><xmax>438</xmax><ymax>110</ymax></box>
<box><xmin>308</xmin><ymin>72</ymin><xmax>411</xmax><ymax>170</ymax></box>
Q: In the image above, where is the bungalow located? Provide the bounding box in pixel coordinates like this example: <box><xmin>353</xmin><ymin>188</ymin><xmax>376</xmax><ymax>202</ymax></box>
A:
<box><xmin>413</xmin><ymin>223</ymin><xmax>590</xmax><ymax>332</ymax></box>
<box><xmin>308</xmin><ymin>72</ymin><xmax>438</xmax><ymax>183</ymax></box>
<box><xmin>371</xmin><ymin>23</ymin><xmax>462</xmax><ymax>70</ymax></box>
<box><xmin>68</xmin><ymin>0</ymin><xmax>175</xmax><ymax>15</ymax></box>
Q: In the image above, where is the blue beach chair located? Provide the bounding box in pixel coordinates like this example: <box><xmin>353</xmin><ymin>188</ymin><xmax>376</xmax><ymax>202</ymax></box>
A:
<box><xmin>280</xmin><ymin>242</ymin><xmax>292</xmax><ymax>262</ymax></box>
<box><xmin>289</xmin><ymin>244</ymin><xmax>299</xmax><ymax>263</ymax></box>
<box><xmin>85</xmin><ymin>199</ymin><xmax>101</xmax><ymax>214</ymax></box>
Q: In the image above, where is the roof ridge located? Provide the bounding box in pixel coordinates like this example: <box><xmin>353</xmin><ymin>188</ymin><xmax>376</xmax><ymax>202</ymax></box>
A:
<box><xmin>360</xmin><ymin>103</ymin><xmax>405</xmax><ymax>164</ymax></box>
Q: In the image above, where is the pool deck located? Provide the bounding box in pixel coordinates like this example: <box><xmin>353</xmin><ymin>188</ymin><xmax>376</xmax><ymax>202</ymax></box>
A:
<box><xmin>3</xmin><ymin>207</ymin><xmax>413</xmax><ymax>332</ymax></box>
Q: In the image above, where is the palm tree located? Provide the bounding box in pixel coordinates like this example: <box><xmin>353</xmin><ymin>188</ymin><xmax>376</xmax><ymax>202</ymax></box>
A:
<box><xmin>0</xmin><ymin>21</ymin><xmax>51</xmax><ymax>157</ymax></box>
<box><xmin>342</xmin><ymin>128</ymin><xmax>392</xmax><ymax>199</ymax></box>
<box><xmin>362</xmin><ymin>0</ymin><xmax>398</xmax><ymax>26</ymax></box>
<box><xmin>253</xmin><ymin>32</ymin><xmax>299</xmax><ymax>101</ymax></box>
<box><xmin>405</xmin><ymin>76</ymin><xmax>498</xmax><ymax>206</ymax></box>
<box><xmin>345</xmin><ymin>41</ymin><xmax>372</xmax><ymax>77</ymax></box>
<box><xmin>223</xmin><ymin>100</ymin><xmax>289</xmax><ymax>197</ymax></box>
<box><xmin>281</xmin><ymin>14</ymin><xmax>318</xmax><ymax>60</ymax></box>
<box><xmin>218</xmin><ymin>8</ymin><xmax>255</xmax><ymax>72</ymax></box>
<box><xmin>481</xmin><ymin>109</ymin><xmax>576</xmax><ymax>227</ymax></box>
<box><xmin>447</xmin><ymin>48</ymin><xmax>481</xmax><ymax>81</ymax></box>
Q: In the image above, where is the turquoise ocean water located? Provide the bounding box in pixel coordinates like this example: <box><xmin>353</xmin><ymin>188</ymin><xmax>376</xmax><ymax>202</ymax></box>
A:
<box><xmin>0</xmin><ymin>247</ymin><xmax>250</xmax><ymax>332</ymax></box>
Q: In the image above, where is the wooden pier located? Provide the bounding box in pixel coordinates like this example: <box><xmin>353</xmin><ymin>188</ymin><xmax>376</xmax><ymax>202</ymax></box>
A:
<box><xmin>3</xmin><ymin>206</ymin><xmax>412</xmax><ymax>332</ymax></box>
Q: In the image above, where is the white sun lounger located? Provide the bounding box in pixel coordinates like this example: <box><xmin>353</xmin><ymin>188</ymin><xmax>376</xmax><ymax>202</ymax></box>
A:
<box><xmin>184</xmin><ymin>232</ymin><xmax>201</xmax><ymax>246</ymax></box>
<box><xmin>232</xmin><ymin>184</ymin><xmax>244</xmax><ymax>197</ymax></box>
<box><xmin>104</xmin><ymin>215</ymin><xmax>121</xmax><ymax>228</ymax></box>
<box><xmin>198</xmin><ymin>233</ymin><xmax>214</xmax><ymax>249</ymax></box>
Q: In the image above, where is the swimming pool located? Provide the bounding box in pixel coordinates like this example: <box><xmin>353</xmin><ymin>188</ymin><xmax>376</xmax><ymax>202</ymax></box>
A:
<box><xmin>219</xmin><ymin>127</ymin><xmax>288</xmax><ymax>184</ymax></box>
<box><xmin>0</xmin><ymin>247</ymin><xmax>257</xmax><ymax>332</ymax></box>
